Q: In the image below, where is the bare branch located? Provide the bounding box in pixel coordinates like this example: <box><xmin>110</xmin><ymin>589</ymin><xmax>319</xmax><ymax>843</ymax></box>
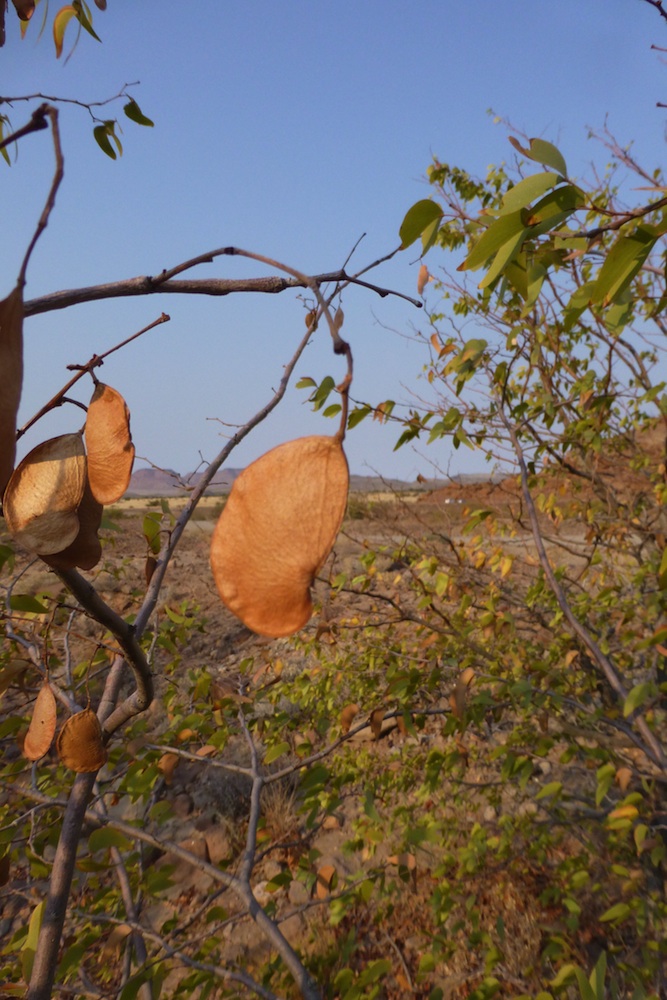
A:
<box><xmin>17</xmin><ymin>313</ymin><xmax>170</xmax><ymax>440</ymax></box>
<box><xmin>23</xmin><ymin>251</ymin><xmax>422</xmax><ymax>317</ymax></box>
<box><xmin>16</xmin><ymin>106</ymin><xmax>63</xmax><ymax>287</ymax></box>
<box><xmin>641</xmin><ymin>0</ymin><xmax>667</xmax><ymax>22</ymax></box>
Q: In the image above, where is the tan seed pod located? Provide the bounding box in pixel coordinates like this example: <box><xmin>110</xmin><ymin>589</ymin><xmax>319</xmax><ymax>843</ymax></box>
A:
<box><xmin>85</xmin><ymin>382</ymin><xmax>135</xmax><ymax>504</ymax></box>
<box><xmin>210</xmin><ymin>435</ymin><xmax>349</xmax><ymax>638</ymax></box>
<box><xmin>23</xmin><ymin>680</ymin><xmax>57</xmax><ymax>761</ymax></box>
<box><xmin>3</xmin><ymin>433</ymin><xmax>86</xmax><ymax>555</ymax></box>
<box><xmin>0</xmin><ymin>286</ymin><xmax>24</xmax><ymax>497</ymax></box>
<box><xmin>56</xmin><ymin>708</ymin><xmax>107</xmax><ymax>772</ymax></box>
<box><xmin>41</xmin><ymin>477</ymin><xmax>103</xmax><ymax>571</ymax></box>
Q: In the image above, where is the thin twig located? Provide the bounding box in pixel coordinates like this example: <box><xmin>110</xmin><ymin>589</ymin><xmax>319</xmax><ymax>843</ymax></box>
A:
<box><xmin>18</xmin><ymin>106</ymin><xmax>63</xmax><ymax>287</ymax></box>
<box><xmin>17</xmin><ymin>313</ymin><xmax>170</xmax><ymax>439</ymax></box>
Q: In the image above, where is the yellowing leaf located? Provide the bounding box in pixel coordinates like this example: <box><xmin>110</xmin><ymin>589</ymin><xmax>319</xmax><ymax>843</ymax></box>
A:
<box><xmin>315</xmin><ymin>863</ymin><xmax>337</xmax><ymax>898</ymax></box>
<box><xmin>23</xmin><ymin>681</ymin><xmax>57</xmax><ymax>761</ymax></box>
<box><xmin>607</xmin><ymin>805</ymin><xmax>638</xmax><ymax>821</ymax></box>
<box><xmin>53</xmin><ymin>5</ymin><xmax>77</xmax><ymax>58</ymax></box>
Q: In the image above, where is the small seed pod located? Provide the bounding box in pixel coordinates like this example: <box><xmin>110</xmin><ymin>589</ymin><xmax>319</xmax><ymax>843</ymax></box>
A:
<box><xmin>56</xmin><ymin>708</ymin><xmax>107</xmax><ymax>773</ymax></box>
<box><xmin>23</xmin><ymin>681</ymin><xmax>57</xmax><ymax>761</ymax></box>
<box><xmin>85</xmin><ymin>383</ymin><xmax>135</xmax><ymax>504</ymax></box>
<box><xmin>3</xmin><ymin>433</ymin><xmax>86</xmax><ymax>555</ymax></box>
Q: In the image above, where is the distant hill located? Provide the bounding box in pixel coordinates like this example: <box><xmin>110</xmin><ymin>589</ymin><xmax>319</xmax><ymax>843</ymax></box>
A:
<box><xmin>124</xmin><ymin>466</ymin><xmax>493</xmax><ymax>498</ymax></box>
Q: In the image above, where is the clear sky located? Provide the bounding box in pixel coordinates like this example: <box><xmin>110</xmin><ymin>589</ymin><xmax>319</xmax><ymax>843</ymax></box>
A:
<box><xmin>1</xmin><ymin>0</ymin><xmax>664</xmax><ymax>481</ymax></box>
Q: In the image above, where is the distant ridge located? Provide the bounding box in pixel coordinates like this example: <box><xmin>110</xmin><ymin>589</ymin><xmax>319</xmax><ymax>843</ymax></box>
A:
<box><xmin>125</xmin><ymin>466</ymin><xmax>491</xmax><ymax>498</ymax></box>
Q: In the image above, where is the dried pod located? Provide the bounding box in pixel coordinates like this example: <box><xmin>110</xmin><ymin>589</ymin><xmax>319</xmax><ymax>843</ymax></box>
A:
<box><xmin>10</xmin><ymin>0</ymin><xmax>36</xmax><ymax>20</ymax></box>
<box><xmin>56</xmin><ymin>708</ymin><xmax>107</xmax><ymax>772</ymax></box>
<box><xmin>85</xmin><ymin>382</ymin><xmax>135</xmax><ymax>504</ymax></box>
<box><xmin>42</xmin><ymin>478</ymin><xmax>103</xmax><ymax>570</ymax></box>
<box><xmin>210</xmin><ymin>435</ymin><xmax>349</xmax><ymax>638</ymax></box>
<box><xmin>3</xmin><ymin>433</ymin><xmax>86</xmax><ymax>555</ymax></box>
<box><xmin>0</xmin><ymin>286</ymin><xmax>24</xmax><ymax>496</ymax></box>
<box><xmin>23</xmin><ymin>680</ymin><xmax>57</xmax><ymax>761</ymax></box>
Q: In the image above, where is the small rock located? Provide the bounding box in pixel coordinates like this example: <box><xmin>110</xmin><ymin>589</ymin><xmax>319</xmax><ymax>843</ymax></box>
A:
<box><xmin>253</xmin><ymin>880</ymin><xmax>273</xmax><ymax>906</ymax></box>
<box><xmin>288</xmin><ymin>879</ymin><xmax>310</xmax><ymax>906</ymax></box>
<box><xmin>263</xmin><ymin>859</ymin><xmax>283</xmax><ymax>881</ymax></box>
<box><xmin>171</xmin><ymin>792</ymin><xmax>194</xmax><ymax>818</ymax></box>
<box><xmin>203</xmin><ymin>824</ymin><xmax>232</xmax><ymax>864</ymax></box>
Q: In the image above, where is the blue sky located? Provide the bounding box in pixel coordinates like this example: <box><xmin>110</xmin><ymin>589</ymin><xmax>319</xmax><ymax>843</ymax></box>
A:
<box><xmin>1</xmin><ymin>0</ymin><xmax>664</xmax><ymax>480</ymax></box>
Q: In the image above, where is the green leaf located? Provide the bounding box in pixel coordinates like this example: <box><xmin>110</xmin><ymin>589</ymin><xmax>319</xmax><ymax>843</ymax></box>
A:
<box><xmin>311</xmin><ymin>375</ymin><xmax>336</xmax><ymax>411</ymax></box>
<box><xmin>526</xmin><ymin>184</ymin><xmax>584</xmax><ymax>228</ymax></box>
<box><xmin>296</xmin><ymin>376</ymin><xmax>317</xmax><ymax>389</ymax></box>
<box><xmin>88</xmin><ymin>827</ymin><xmax>134</xmax><ymax>853</ymax></box>
<box><xmin>599</xmin><ymin>901</ymin><xmax>631</xmax><ymax>923</ymax></box>
<box><xmin>460</xmin><ymin>338</ymin><xmax>488</xmax><ymax>363</ymax></box>
<box><xmin>347</xmin><ymin>405</ymin><xmax>371</xmax><ymax>429</ymax></box>
<box><xmin>590</xmin><ymin>225</ymin><xmax>658</xmax><ymax>306</ymax></box>
<box><xmin>535</xmin><ymin>780</ymin><xmax>562</xmax><ymax>800</ymax></box>
<box><xmin>356</xmin><ymin>958</ymin><xmax>392</xmax><ymax>988</ymax></box>
<box><xmin>550</xmin><ymin>964</ymin><xmax>577</xmax><ymax>988</ymax></box>
<box><xmin>322</xmin><ymin>403</ymin><xmax>342</xmax><ymax>418</ymax></box>
<box><xmin>143</xmin><ymin>514</ymin><xmax>162</xmax><ymax>555</ymax></box>
<box><xmin>9</xmin><ymin>594</ymin><xmax>49</xmax><ymax>614</ymax></box>
<box><xmin>119</xmin><ymin>969</ymin><xmax>154</xmax><ymax>1000</ymax></box>
<box><xmin>509</xmin><ymin>136</ymin><xmax>568</xmax><ymax>178</ymax></box>
<box><xmin>123</xmin><ymin>99</ymin><xmax>154</xmax><ymax>128</ymax></box>
<box><xmin>399</xmin><ymin>199</ymin><xmax>443</xmax><ymax>249</ymax></box>
<box><xmin>478</xmin><ymin>228</ymin><xmax>527</xmax><ymax>288</ymax></box>
<box><xmin>264</xmin><ymin>741</ymin><xmax>290</xmax><ymax>765</ymax></box>
<box><xmin>589</xmin><ymin>952</ymin><xmax>607</xmax><ymax>1000</ymax></box>
<box><xmin>623</xmin><ymin>681</ymin><xmax>653</xmax><ymax>717</ymax></box>
<box><xmin>461</xmin><ymin>210</ymin><xmax>526</xmax><ymax>272</ymax></box>
<box><xmin>421</xmin><ymin>214</ymin><xmax>443</xmax><ymax>252</ymax></box>
<box><xmin>72</xmin><ymin>0</ymin><xmax>101</xmax><ymax>41</ymax></box>
<box><xmin>20</xmin><ymin>900</ymin><xmax>44</xmax><ymax>982</ymax></box>
<box><xmin>94</xmin><ymin>124</ymin><xmax>118</xmax><ymax>159</ymax></box>
<box><xmin>500</xmin><ymin>172</ymin><xmax>560</xmax><ymax>213</ymax></box>
<box><xmin>265</xmin><ymin>870</ymin><xmax>292</xmax><ymax>892</ymax></box>
<box><xmin>571</xmin><ymin>968</ymin><xmax>597</xmax><ymax>1000</ymax></box>
<box><xmin>659</xmin><ymin>545</ymin><xmax>667</xmax><ymax>589</ymax></box>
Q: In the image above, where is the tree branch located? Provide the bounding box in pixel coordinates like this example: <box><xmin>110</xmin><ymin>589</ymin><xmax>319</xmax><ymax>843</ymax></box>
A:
<box><xmin>23</xmin><ymin>254</ymin><xmax>422</xmax><ymax>317</ymax></box>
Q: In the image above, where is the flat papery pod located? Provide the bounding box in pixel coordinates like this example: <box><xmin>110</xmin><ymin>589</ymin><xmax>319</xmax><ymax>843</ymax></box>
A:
<box><xmin>23</xmin><ymin>680</ymin><xmax>57</xmax><ymax>761</ymax></box>
<box><xmin>3</xmin><ymin>433</ymin><xmax>86</xmax><ymax>555</ymax></box>
<box><xmin>42</xmin><ymin>478</ymin><xmax>103</xmax><ymax>570</ymax></box>
<box><xmin>56</xmin><ymin>708</ymin><xmax>107</xmax><ymax>772</ymax></box>
<box><xmin>0</xmin><ymin>286</ymin><xmax>24</xmax><ymax>496</ymax></box>
<box><xmin>85</xmin><ymin>382</ymin><xmax>135</xmax><ymax>504</ymax></box>
<box><xmin>210</xmin><ymin>435</ymin><xmax>349</xmax><ymax>638</ymax></box>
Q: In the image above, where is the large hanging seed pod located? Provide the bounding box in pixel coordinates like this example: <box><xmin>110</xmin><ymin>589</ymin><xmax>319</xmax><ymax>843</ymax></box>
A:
<box><xmin>42</xmin><ymin>478</ymin><xmax>103</xmax><ymax>571</ymax></box>
<box><xmin>3</xmin><ymin>433</ymin><xmax>86</xmax><ymax>555</ymax></box>
<box><xmin>84</xmin><ymin>382</ymin><xmax>135</xmax><ymax>504</ymax></box>
<box><xmin>0</xmin><ymin>285</ymin><xmax>24</xmax><ymax>497</ymax></box>
<box><xmin>23</xmin><ymin>680</ymin><xmax>57</xmax><ymax>761</ymax></box>
<box><xmin>210</xmin><ymin>435</ymin><xmax>349</xmax><ymax>638</ymax></box>
<box><xmin>56</xmin><ymin>708</ymin><xmax>107</xmax><ymax>772</ymax></box>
